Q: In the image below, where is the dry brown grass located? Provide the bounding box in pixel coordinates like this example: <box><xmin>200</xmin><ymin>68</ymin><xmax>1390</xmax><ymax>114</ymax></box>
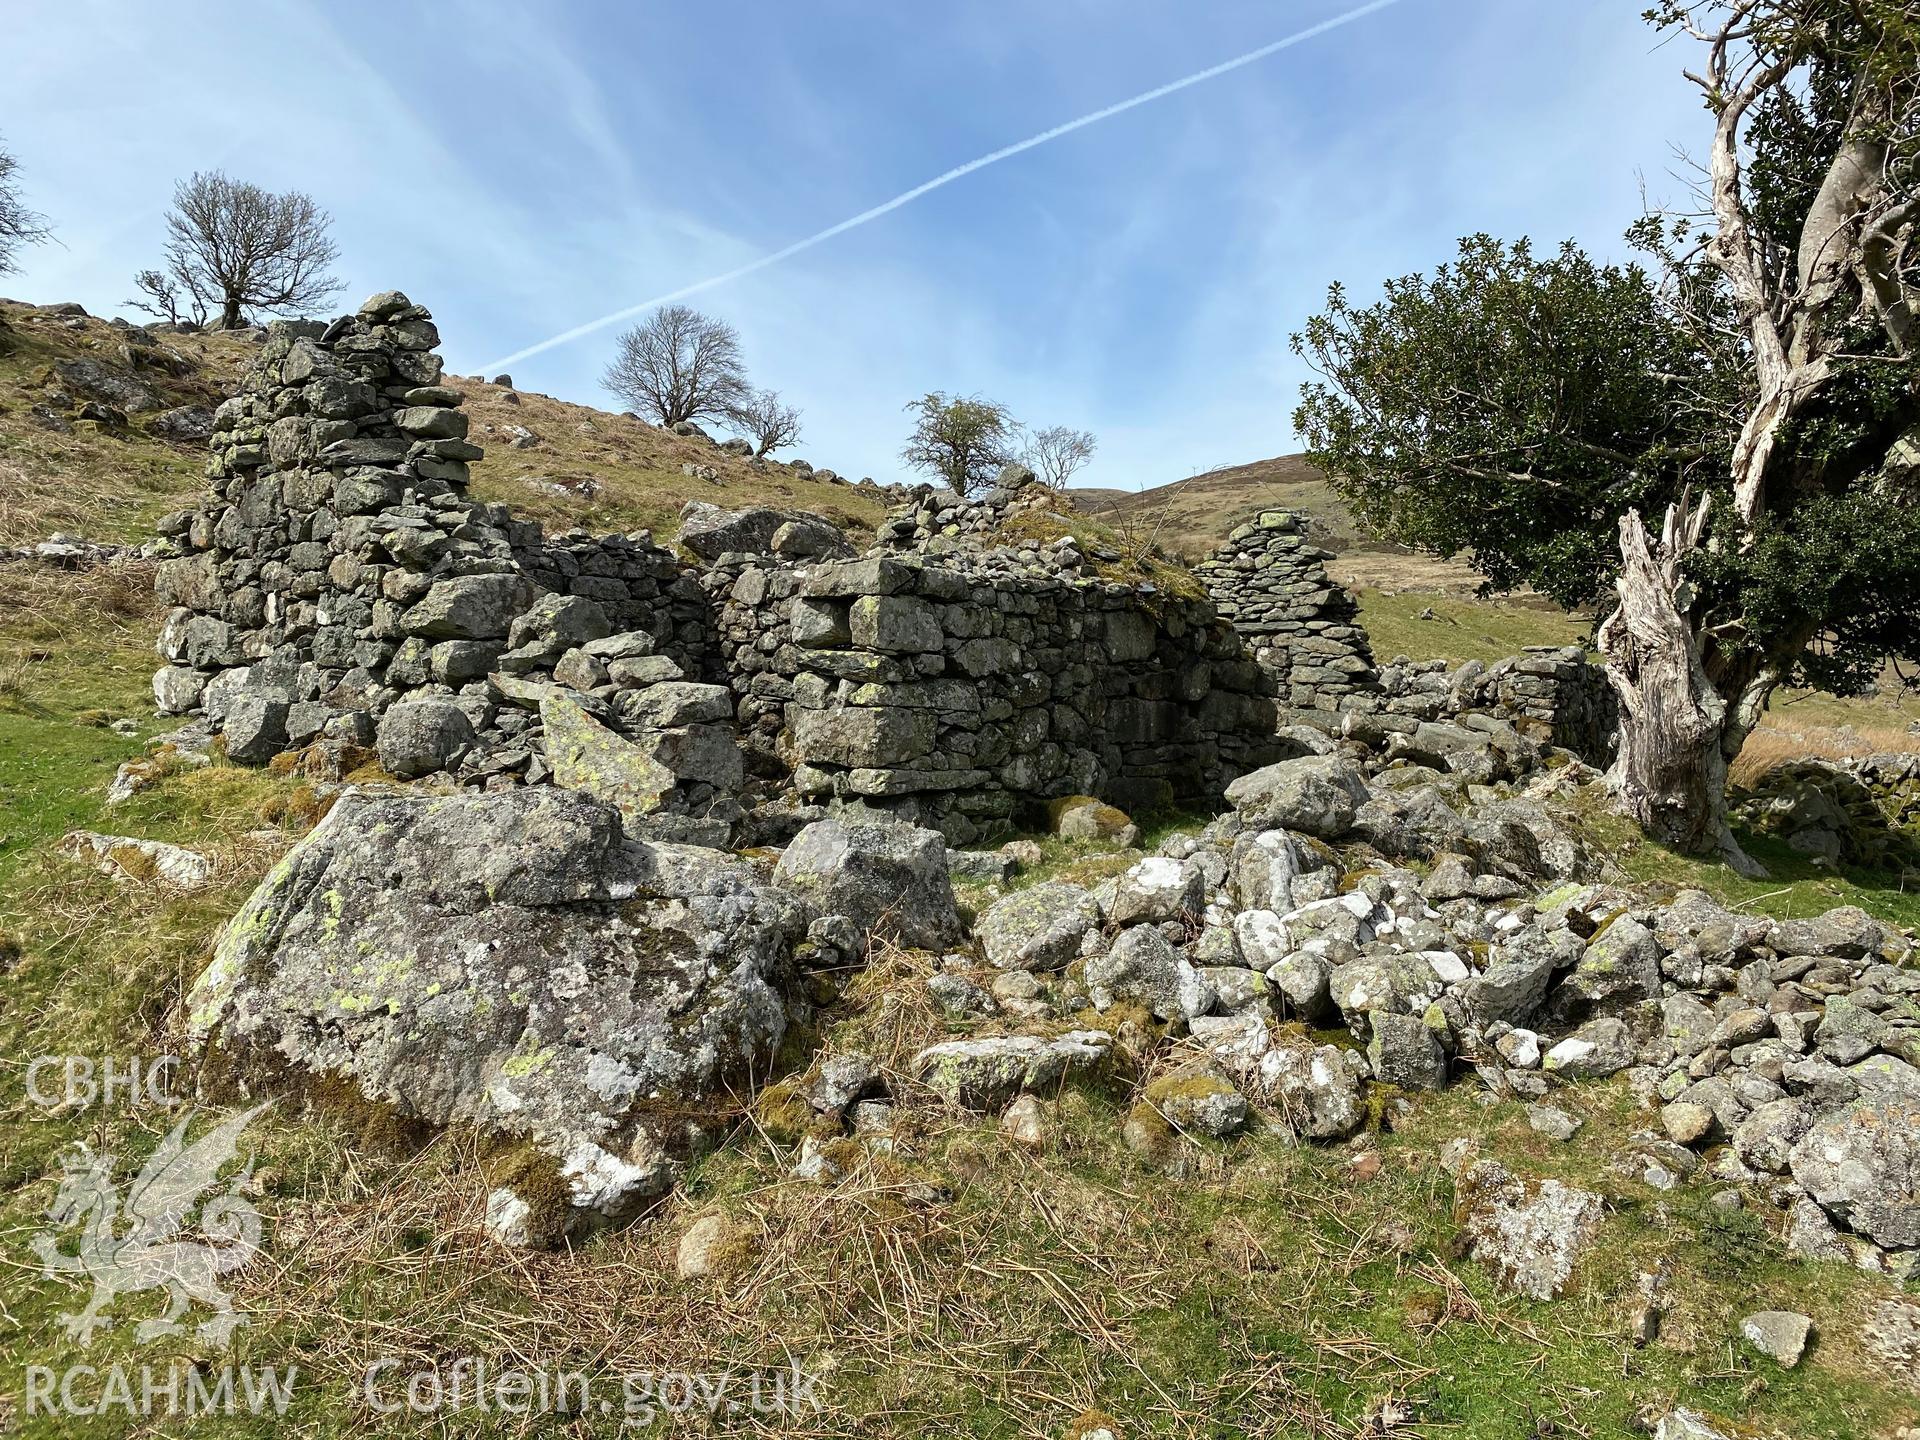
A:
<box><xmin>0</xmin><ymin>300</ymin><xmax>259</xmax><ymax>545</ymax></box>
<box><xmin>1733</xmin><ymin>688</ymin><xmax>1920</xmax><ymax>788</ymax></box>
<box><xmin>456</xmin><ymin>376</ymin><xmax>891</xmax><ymax>541</ymax></box>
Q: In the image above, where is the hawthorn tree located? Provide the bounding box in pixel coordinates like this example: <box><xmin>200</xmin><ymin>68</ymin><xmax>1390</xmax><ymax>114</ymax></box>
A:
<box><xmin>0</xmin><ymin>138</ymin><xmax>51</xmax><ymax>276</ymax></box>
<box><xmin>604</xmin><ymin>304</ymin><xmax>749</xmax><ymax>427</ymax></box>
<box><xmin>1022</xmin><ymin>424</ymin><xmax>1099</xmax><ymax>488</ymax></box>
<box><xmin>901</xmin><ymin>392</ymin><xmax>1020</xmax><ymax>496</ymax></box>
<box><xmin>1296</xmin><ymin>1</ymin><xmax>1919</xmax><ymax>872</ymax></box>
<box><xmin>727</xmin><ymin>387</ymin><xmax>802</xmax><ymax>457</ymax></box>
<box><xmin>134</xmin><ymin>171</ymin><xmax>343</xmax><ymax>329</ymax></box>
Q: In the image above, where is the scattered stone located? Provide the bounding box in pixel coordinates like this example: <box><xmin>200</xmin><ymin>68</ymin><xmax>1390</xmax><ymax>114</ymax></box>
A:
<box><xmin>1526</xmin><ymin>1104</ymin><xmax>1582</xmax><ymax>1141</ymax></box>
<box><xmin>1224</xmin><ymin>755</ymin><xmax>1370</xmax><ymax>838</ymax></box>
<box><xmin>1143</xmin><ymin>1064</ymin><xmax>1249</xmax><ymax>1138</ymax></box>
<box><xmin>57</xmin><ymin>831</ymin><xmax>213</xmax><ymax>890</ymax></box>
<box><xmin>1000</xmin><ymin>1094</ymin><xmax>1050</xmax><ymax>1148</ymax></box>
<box><xmin>914</xmin><ymin>1032</ymin><xmax>1111</xmax><ymax>1110</ymax></box>
<box><xmin>676</xmin><ymin>1214</ymin><xmax>750</xmax><ymax>1279</ymax></box>
<box><xmin>976</xmin><ymin>883</ymin><xmax>1100</xmax><ymax>972</ymax></box>
<box><xmin>1085</xmin><ymin>925</ymin><xmax>1215</xmax><ymax>1022</ymax></box>
<box><xmin>1739</xmin><ymin>1309</ymin><xmax>1812</xmax><ymax>1368</ymax></box>
<box><xmin>1457</xmin><ymin>1160</ymin><xmax>1604</xmax><ymax>1300</ymax></box>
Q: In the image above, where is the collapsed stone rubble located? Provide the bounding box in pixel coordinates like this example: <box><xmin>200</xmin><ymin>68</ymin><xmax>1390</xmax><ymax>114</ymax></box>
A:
<box><xmin>146</xmin><ymin>292</ymin><xmax>1920</xmax><ymax>1301</ymax></box>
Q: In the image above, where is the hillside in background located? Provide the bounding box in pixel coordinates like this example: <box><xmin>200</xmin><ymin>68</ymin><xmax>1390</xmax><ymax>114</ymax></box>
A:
<box><xmin>1075</xmin><ymin>453</ymin><xmax>1487</xmax><ymax>593</ymax></box>
<box><xmin>0</xmin><ymin>299</ymin><xmax>890</xmax><ymax>550</ymax></box>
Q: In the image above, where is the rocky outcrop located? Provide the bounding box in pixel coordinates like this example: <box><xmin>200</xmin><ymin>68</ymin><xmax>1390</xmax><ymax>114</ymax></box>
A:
<box><xmin>187</xmin><ymin>787</ymin><xmax>809</xmax><ymax>1245</ymax></box>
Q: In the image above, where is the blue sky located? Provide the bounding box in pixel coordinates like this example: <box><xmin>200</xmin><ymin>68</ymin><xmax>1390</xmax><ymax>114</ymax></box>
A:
<box><xmin>5</xmin><ymin>1</ymin><xmax>1705</xmax><ymax>490</ymax></box>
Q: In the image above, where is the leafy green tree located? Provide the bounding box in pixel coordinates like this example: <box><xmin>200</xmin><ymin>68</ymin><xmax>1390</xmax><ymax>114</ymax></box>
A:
<box><xmin>900</xmin><ymin>392</ymin><xmax>1020</xmax><ymax>496</ymax></box>
<box><xmin>1296</xmin><ymin>1</ymin><xmax>1918</xmax><ymax>871</ymax></box>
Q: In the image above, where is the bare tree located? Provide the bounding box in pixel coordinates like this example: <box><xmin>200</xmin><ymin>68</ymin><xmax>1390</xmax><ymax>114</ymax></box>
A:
<box><xmin>0</xmin><ymin>139</ymin><xmax>52</xmax><ymax>276</ymax></box>
<box><xmin>727</xmin><ymin>387</ymin><xmax>802</xmax><ymax>458</ymax></box>
<box><xmin>603</xmin><ymin>305</ymin><xmax>750</xmax><ymax>427</ymax></box>
<box><xmin>131</xmin><ymin>171</ymin><xmax>343</xmax><ymax>330</ymax></box>
<box><xmin>1021</xmin><ymin>424</ymin><xmax>1098</xmax><ymax>488</ymax></box>
<box><xmin>900</xmin><ymin>392</ymin><xmax>1020</xmax><ymax>496</ymax></box>
<box><xmin>129</xmin><ymin>268</ymin><xmax>202</xmax><ymax>328</ymax></box>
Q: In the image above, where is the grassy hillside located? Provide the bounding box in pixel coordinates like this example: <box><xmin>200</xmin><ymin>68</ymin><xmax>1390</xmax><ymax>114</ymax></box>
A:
<box><xmin>1</xmin><ymin>595</ymin><xmax>1918</xmax><ymax>1434</ymax></box>
<box><xmin>1074</xmin><ymin>454</ymin><xmax>1487</xmax><ymax>593</ymax></box>
<box><xmin>0</xmin><ymin>299</ymin><xmax>891</xmax><ymax>550</ymax></box>
<box><xmin>0</xmin><ymin>302</ymin><xmax>256</xmax><ymax>546</ymax></box>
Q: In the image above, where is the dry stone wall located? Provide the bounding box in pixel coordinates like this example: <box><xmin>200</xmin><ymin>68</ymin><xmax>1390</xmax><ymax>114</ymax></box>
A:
<box><xmin>146</xmin><ymin>294</ymin><xmax>735</xmax><ymax>831</ymax></box>
<box><xmin>145</xmin><ymin>288</ymin><xmax>1621</xmax><ymax>847</ymax></box>
<box><xmin>706</xmin><ymin>550</ymin><xmax>1282</xmax><ymax>846</ymax></box>
<box><xmin>1195</xmin><ymin>510</ymin><xmax>1616</xmax><ymax>766</ymax></box>
<box><xmin>1194</xmin><ymin>511</ymin><xmax>1378</xmax><ymax>713</ymax></box>
<box><xmin>1377</xmin><ymin>650</ymin><xmax>1616</xmax><ymax>764</ymax></box>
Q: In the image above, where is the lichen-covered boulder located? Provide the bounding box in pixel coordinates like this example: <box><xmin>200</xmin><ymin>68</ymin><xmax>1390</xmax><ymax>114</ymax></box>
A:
<box><xmin>1542</xmin><ymin>1016</ymin><xmax>1634</xmax><ymax>1079</ymax></box>
<box><xmin>1085</xmin><ymin>925</ymin><xmax>1215</xmax><ymax>1022</ymax></box>
<box><xmin>539</xmin><ymin>690</ymin><xmax>675</xmax><ymax>820</ymax></box>
<box><xmin>1224</xmin><ymin>755</ymin><xmax>1370</xmax><ymax>838</ymax></box>
<box><xmin>1107</xmin><ymin>856</ymin><xmax>1205</xmax><ymax>927</ymax></box>
<box><xmin>913</xmin><ymin>1032</ymin><xmax>1111</xmax><ymax>1110</ymax></box>
<box><xmin>1200</xmin><ymin>1013</ymin><xmax>1365</xmax><ymax>1139</ymax></box>
<box><xmin>375</xmin><ymin>699</ymin><xmax>474</xmax><ymax>778</ymax></box>
<box><xmin>1457</xmin><ymin>1160</ymin><xmax>1604</xmax><ymax>1300</ymax></box>
<box><xmin>187</xmin><ymin>788</ymin><xmax>809</xmax><ymax>1244</ymax></box>
<box><xmin>1143</xmin><ymin>1064</ymin><xmax>1248</xmax><ymax>1138</ymax></box>
<box><xmin>773</xmin><ymin>818</ymin><xmax>962</xmax><ymax>950</ymax></box>
<box><xmin>1789</xmin><ymin>1093</ymin><xmax>1920</xmax><ymax>1247</ymax></box>
<box><xmin>976</xmin><ymin>882</ymin><xmax>1100</xmax><ymax>972</ymax></box>
<box><xmin>677</xmin><ymin>501</ymin><xmax>801</xmax><ymax>561</ymax></box>
<box><xmin>1558</xmin><ymin>915</ymin><xmax>1662</xmax><ymax>1012</ymax></box>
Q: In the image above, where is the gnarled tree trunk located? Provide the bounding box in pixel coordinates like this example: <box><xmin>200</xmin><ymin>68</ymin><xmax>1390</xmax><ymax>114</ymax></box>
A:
<box><xmin>1596</xmin><ymin>498</ymin><xmax>1768</xmax><ymax>877</ymax></box>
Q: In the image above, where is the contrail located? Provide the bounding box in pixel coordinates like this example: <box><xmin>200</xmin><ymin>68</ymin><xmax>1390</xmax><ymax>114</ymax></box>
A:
<box><xmin>477</xmin><ymin>0</ymin><xmax>1407</xmax><ymax>374</ymax></box>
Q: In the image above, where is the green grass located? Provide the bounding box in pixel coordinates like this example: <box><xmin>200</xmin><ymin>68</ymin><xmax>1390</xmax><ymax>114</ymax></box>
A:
<box><xmin>1358</xmin><ymin>588</ymin><xmax>1592</xmax><ymax>667</ymax></box>
<box><xmin>1567</xmin><ymin>788</ymin><xmax>1920</xmax><ymax>931</ymax></box>
<box><xmin>0</xmin><ymin>565</ymin><xmax>167</xmax><ymax>888</ymax></box>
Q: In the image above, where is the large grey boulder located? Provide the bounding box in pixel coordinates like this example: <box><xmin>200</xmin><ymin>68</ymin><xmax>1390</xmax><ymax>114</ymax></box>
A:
<box><xmin>187</xmin><ymin>789</ymin><xmax>809</xmax><ymax>1244</ymax></box>
<box><xmin>1107</xmin><ymin>856</ymin><xmax>1205</xmax><ymax>926</ymax></box>
<box><xmin>677</xmin><ymin>501</ymin><xmax>826</xmax><ymax>561</ymax></box>
<box><xmin>223</xmin><ymin>694</ymin><xmax>289</xmax><ymax>766</ymax></box>
<box><xmin>1543</xmin><ymin>1017</ymin><xmax>1635</xmax><ymax>1079</ymax></box>
<box><xmin>1559</xmin><ymin>916</ymin><xmax>1662</xmax><ymax>1012</ymax></box>
<box><xmin>1224</xmin><ymin>755</ymin><xmax>1370</xmax><ymax>838</ymax></box>
<box><xmin>401</xmin><ymin>573</ymin><xmax>529</xmax><ymax>640</ymax></box>
<box><xmin>375</xmin><ymin>699</ymin><xmax>475</xmax><ymax>778</ymax></box>
<box><xmin>1461</xmin><ymin>930</ymin><xmax>1559</xmax><ymax>1029</ymax></box>
<box><xmin>1789</xmin><ymin>1093</ymin><xmax>1920</xmax><ymax>1247</ymax></box>
<box><xmin>540</xmin><ymin>690</ymin><xmax>675</xmax><ymax>821</ymax></box>
<box><xmin>976</xmin><ymin>883</ymin><xmax>1100</xmax><ymax>972</ymax></box>
<box><xmin>773</xmin><ymin>819</ymin><xmax>962</xmax><ymax>951</ymax></box>
<box><xmin>1368</xmin><ymin>1011</ymin><xmax>1448</xmax><ymax>1090</ymax></box>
